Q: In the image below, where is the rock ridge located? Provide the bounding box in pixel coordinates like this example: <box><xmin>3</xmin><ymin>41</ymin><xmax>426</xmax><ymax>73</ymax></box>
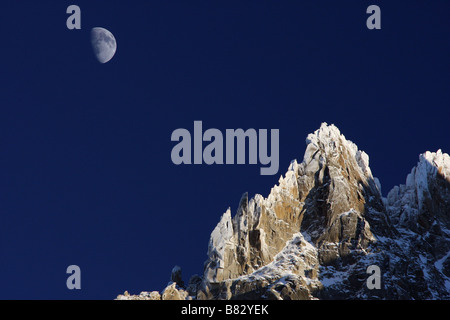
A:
<box><xmin>117</xmin><ymin>123</ymin><xmax>450</xmax><ymax>300</ymax></box>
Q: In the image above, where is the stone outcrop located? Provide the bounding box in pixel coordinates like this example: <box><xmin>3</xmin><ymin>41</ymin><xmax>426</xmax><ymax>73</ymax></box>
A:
<box><xmin>116</xmin><ymin>290</ymin><xmax>161</xmax><ymax>300</ymax></box>
<box><xmin>118</xmin><ymin>123</ymin><xmax>450</xmax><ymax>300</ymax></box>
<box><xmin>384</xmin><ymin>149</ymin><xmax>450</xmax><ymax>299</ymax></box>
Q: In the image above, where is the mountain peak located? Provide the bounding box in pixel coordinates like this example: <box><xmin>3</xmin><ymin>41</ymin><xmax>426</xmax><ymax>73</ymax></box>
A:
<box><xmin>117</xmin><ymin>124</ymin><xmax>450</xmax><ymax>300</ymax></box>
<box><xmin>387</xmin><ymin>149</ymin><xmax>450</xmax><ymax>232</ymax></box>
<box><xmin>304</xmin><ymin>122</ymin><xmax>374</xmax><ymax>182</ymax></box>
<box><xmin>420</xmin><ymin>149</ymin><xmax>450</xmax><ymax>180</ymax></box>
<box><xmin>196</xmin><ymin>122</ymin><xmax>393</xmax><ymax>299</ymax></box>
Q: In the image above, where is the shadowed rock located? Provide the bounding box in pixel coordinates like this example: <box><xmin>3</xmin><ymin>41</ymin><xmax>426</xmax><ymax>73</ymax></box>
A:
<box><xmin>117</xmin><ymin>123</ymin><xmax>450</xmax><ymax>300</ymax></box>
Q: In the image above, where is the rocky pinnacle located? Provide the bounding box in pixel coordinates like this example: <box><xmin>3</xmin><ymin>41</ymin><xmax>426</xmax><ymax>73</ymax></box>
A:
<box><xmin>117</xmin><ymin>123</ymin><xmax>450</xmax><ymax>300</ymax></box>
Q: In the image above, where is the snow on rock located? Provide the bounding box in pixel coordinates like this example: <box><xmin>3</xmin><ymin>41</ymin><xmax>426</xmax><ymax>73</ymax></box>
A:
<box><xmin>387</xmin><ymin>149</ymin><xmax>450</xmax><ymax>231</ymax></box>
<box><xmin>384</xmin><ymin>149</ymin><xmax>450</xmax><ymax>299</ymax></box>
<box><xmin>116</xmin><ymin>290</ymin><xmax>162</xmax><ymax>300</ymax></box>
<box><xmin>119</xmin><ymin>124</ymin><xmax>450</xmax><ymax>300</ymax></box>
<box><xmin>198</xmin><ymin>123</ymin><xmax>395</xmax><ymax>300</ymax></box>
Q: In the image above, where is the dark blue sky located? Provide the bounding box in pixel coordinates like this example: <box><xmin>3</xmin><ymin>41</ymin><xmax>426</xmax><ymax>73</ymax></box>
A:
<box><xmin>0</xmin><ymin>1</ymin><xmax>448</xmax><ymax>299</ymax></box>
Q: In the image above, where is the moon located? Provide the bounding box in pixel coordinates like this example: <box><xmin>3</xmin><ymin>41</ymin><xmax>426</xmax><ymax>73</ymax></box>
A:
<box><xmin>91</xmin><ymin>27</ymin><xmax>117</xmax><ymax>64</ymax></box>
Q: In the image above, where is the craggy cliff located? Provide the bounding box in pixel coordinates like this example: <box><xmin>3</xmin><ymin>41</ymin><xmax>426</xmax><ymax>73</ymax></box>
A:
<box><xmin>117</xmin><ymin>123</ymin><xmax>450</xmax><ymax>300</ymax></box>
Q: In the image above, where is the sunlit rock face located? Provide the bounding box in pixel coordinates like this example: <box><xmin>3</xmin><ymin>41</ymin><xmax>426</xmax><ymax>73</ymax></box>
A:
<box><xmin>118</xmin><ymin>123</ymin><xmax>450</xmax><ymax>300</ymax></box>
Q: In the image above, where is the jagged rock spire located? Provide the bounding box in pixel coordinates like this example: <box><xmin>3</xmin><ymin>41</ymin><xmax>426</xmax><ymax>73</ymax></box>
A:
<box><xmin>117</xmin><ymin>123</ymin><xmax>450</xmax><ymax>300</ymax></box>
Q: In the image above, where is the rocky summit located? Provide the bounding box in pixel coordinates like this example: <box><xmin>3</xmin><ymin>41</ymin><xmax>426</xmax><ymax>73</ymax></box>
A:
<box><xmin>117</xmin><ymin>123</ymin><xmax>450</xmax><ymax>300</ymax></box>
